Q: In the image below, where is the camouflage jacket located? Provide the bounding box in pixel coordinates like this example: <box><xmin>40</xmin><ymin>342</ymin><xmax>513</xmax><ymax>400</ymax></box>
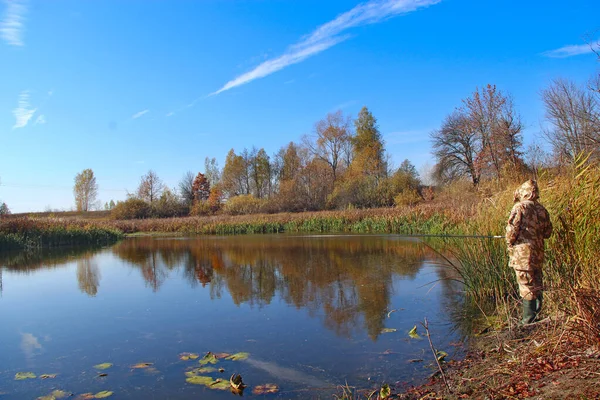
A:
<box><xmin>506</xmin><ymin>199</ymin><xmax>552</xmax><ymax>270</ymax></box>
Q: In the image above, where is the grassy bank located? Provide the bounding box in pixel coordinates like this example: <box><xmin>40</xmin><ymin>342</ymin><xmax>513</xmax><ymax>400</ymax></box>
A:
<box><xmin>0</xmin><ymin>217</ymin><xmax>123</xmax><ymax>251</ymax></box>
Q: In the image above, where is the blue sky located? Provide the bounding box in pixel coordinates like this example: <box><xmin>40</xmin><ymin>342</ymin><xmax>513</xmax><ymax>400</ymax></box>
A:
<box><xmin>0</xmin><ymin>0</ymin><xmax>598</xmax><ymax>213</ymax></box>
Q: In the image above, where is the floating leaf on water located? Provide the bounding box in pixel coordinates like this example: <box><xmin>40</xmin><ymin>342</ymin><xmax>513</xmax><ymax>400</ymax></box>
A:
<box><xmin>252</xmin><ymin>384</ymin><xmax>279</xmax><ymax>395</ymax></box>
<box><xmin>214</xmin><ymin>352</ymin><xmax>231</xmax><ymax>359</ymax></box>
<box><xmin>225</xmin><ymin>352</ymin><xmax>249</xmax><ymax>361</ymax></box>
<box><xmin>94</xmin><ymin>363</ymin><xmax>113</xmax><ymax>370</ymax></box>
<box><xmin>131</xmin><ymin>362</ymin><xmax>153</xmax><ymax>369</ymax></box>
<box><xmin>76</xmin><ymin>393</ymin><xmax>96</xmax><ymax>400</ymax></box>
<box><xmin>15</xmin><ymin>372</ymin><xmax>36</xmax><ymax>380</ymax></box>
<box><xmin>179</xmin><ymin>352</ymin><xmax>199</xmax><ymax>361</ymax></box>
<box><xmin>379</xmin><ymin>384</ymin><xmax>391</xmax><ymax>399</ymax></box>
<box><xmin>209</xmin><ymin>378</ymin><xmax>230</xmax><ymax>391</ymax></box>
<box><xmin>94</xmin><ymin>391</ymin><xmax>114</xmax><ymax>399</ymax></box>
<box><xmin>51</xmin><ymin>390</ymin><xmax>69</xmax><ymax>399</ymax></box>
<box><xmin>186</xmin><ymin>375</ymin><xmax>216</xmax><ymax>386</ymax></box>
<box><xmin>199</xmin><ymin>352</ymin><xmax>219</xmax><ymax>365</ymax></box>
<box><xmin>37</xmin><ymin>390</ymin><xmax>69</xmax><ymax>400</ymax></box>
<box><xmin>436</xmin><ymin>350</ymin><xmax>448</xmax><ymax>362</ymax></box>
<box><xmin>408</xmin><ymin>325</ymin><xmax>421</xmax><ymax>339</ymax></box>
<box><xmin>40</xmin><ymin>374</ymin><xmax>58</xmax><ymax>379</ymax></box>
<box><xmin>381</xmin><ymin>328</ymin><xmax>397</xmax><ymax>333</ymax></box>
<box><xmin>97</xmin><ymin>373</ymin><xmax>108</xmax><ymax>378</ymax></box>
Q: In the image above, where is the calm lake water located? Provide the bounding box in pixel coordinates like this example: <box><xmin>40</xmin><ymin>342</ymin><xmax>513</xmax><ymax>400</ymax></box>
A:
<box><xmin>0</xmin><ymin>235</ymin><xmax>465</xmax><ymax>399</ymax></box>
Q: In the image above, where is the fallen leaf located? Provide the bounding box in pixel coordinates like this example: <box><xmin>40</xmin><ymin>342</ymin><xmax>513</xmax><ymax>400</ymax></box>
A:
<box><xmin>436</xmin><ymin>350</ymin><xmax>448</xmax><ymax>362</ymax></box>
<box><xmin>253</xmin><ymin>384</ymin><xmax>279</xmax><ymax>395</ymax></box>
<box><xmin>179</xmin><ymin>352</ymin><xmax>200</xmax><ymax>361</ymax></box>
<box><xmin>380</xmin><ymin>384</ymin><xmax>391</xmax><ymax>399</ymax></box>
<box><xmin>225</xmin><ymin>352</ymin><xmax>249</xmax><ymax>361</ymax></box>
<box><xmin>408</xmin><ymin>325</ymin><xmax>421</xmax><ymax>339</ymax></box>
<box><xmin>131</xmin><ymin>362</ymin><xmax>153</xmax><ymax>369</ymax></box>
<box><xmin>15</xmin><ymin>372</ymin><xmax>36</xmax><ymax>380</ymax></box>
<box><xmin>76</xmin><ymin>393</ymin><xmax>96</xmax><ymax>400</ymax></box>
<box><xmin>94</xmin><ymin>391</ymin><xmax>114</xmax><ymax>398</ymax></box>
<box><xmin>94</xmin><ymin>363</ymin><xmax>113</xmax><ymax>370</ymax></box>
<box><xmin>37</xmin><ymin>390</ymin><xmax>69</xmax><ymax>400</ymax></box>
<box><xmin>381</xmin><ymin>328</ymin><xmax>397</xmax><ymax>333</ymax></box>
<box><xmin>97</xmin><ymin>373</ymin><xmax>108</xmax><ymax>377</ymax></box>
<box><xmin>214</xmin><ymin>353</ymin><xmax>231</xmax><ymax>359</ymax></box>
<box><xmin>40</xmin><ymin>374</ymin><xmax>58</xmax><ymax>379</ymax></box>
<box><xmin>199</xmin><ymin>352</ymin><xmax>219</xmax><ymax>365</ymax></box>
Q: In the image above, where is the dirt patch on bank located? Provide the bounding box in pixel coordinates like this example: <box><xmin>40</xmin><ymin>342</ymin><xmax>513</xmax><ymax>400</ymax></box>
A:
<box><xmin>397</xmin><ymin>317</ymin><xmax>600</xmax><ymax>399</ymax></box>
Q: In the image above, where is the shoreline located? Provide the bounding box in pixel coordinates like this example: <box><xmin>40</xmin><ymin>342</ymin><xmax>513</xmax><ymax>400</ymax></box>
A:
<box><xmin>396</xmin><ymin>316</ymin><xmax>600</xmax><ymax>399</ymax></box>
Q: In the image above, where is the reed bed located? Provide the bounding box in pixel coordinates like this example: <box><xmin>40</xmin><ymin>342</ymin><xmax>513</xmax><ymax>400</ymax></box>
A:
<box><xmin>0</xmin><ymin>217</ymin><xmax>123</xmax><ymax>251</ymax></box>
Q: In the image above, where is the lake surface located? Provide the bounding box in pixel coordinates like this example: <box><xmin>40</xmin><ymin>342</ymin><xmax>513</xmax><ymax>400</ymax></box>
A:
<box><xmin>0</xmin><ymin>235</ymin><xmax>464</xmax><ymax>399</ymax></box>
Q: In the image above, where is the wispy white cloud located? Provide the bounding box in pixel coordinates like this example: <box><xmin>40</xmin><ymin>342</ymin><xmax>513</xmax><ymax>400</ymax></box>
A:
<box><xmin>211</xmin><ymin>0</ymin><xmax>440</xmax><ymax>96</ymax></box>
<box><xmin>1</xmin><ymin>0</ymin><xmax>27</xmax><ymax>46</ymax></box>
<box><xmin>131</xmin><ymin>109</ymin><xmax>149</xmax><ymax>119</ymax></box>
<box><xmin>165</xmin><ymin>111</ymin><xmax>175</xmax><ymax>117</ymax></box>
<box><xmin>542</xmin><ymin>40</ymin><xmax>599</xmax><ymax>58</ymax></box>
<box><xmin>12</xmin><ymin>90</ymin><xmax>36</xmax><ymax>129</ymax></box>
<box><xmin>34</xmin><ymin>114</ymin><xmax>46</xmax><ymax>125</ymax></box>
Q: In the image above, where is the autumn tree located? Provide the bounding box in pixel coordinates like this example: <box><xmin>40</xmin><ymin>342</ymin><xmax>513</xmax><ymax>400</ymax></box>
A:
<box><xmin>0</xmin><ymin>202</ymin><xmax>9</xmax><ymax>216</ymax></box>
<box><xmin>463</xmin><ymin>84</ymin><xmax>525</xmax><ymax>180</ymax></box>
<box><xmin>304</xmin><ymin>110</ymin><xmax>353</xmax><ymax>182</ymax></box>
<box><xmin>192</xmin><ymin>172</ymin><xmax>210</xmax><ymax>202</ymax></box>
<box><xmin>431</xmin><ymin>111</ymin><xmax>481</xmax><ymax>185</ymax></box>
<box><xmin>541</xmin><ymin>78</ymin><xmax>600</xmax><ymax>163</ymax></box>
<box><xmin>221</xmin><ymin>149</ymin><xmax>250</xmax><ymax>197</ymax></box>
<box><xmin>352</xmin><ymin>106</ymin><xmax>386</xmax><ymax>178</ymax></box>
<box><xmin>204</xmin><ymin>157</ymin><xmax>221</xmax><ymax>187</ymax></box>
<box><xmin>137</xmin><ymin>170</ymin><xmax>164</xmax><ymax>204</ymax></box>
<box><xmin>73</xmin><ymin>168</ymin><xmax>98</xmax><ymax>212</ymax></box>
<box><xmin>178</xmin><ymin>171</ymin><xmax>195</xmax><ymax>206</ymax></box>
<box><xmin>249</xmin><ymin>147</ymin><xmax>272</xmax><ymax>199</ymax></box>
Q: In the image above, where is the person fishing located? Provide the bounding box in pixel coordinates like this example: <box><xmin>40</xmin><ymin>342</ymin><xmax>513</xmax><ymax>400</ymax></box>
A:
<box><xmin>505</xmin><ymin>180</ymin><xmax>553</xmax><ymax>325</ymax></box>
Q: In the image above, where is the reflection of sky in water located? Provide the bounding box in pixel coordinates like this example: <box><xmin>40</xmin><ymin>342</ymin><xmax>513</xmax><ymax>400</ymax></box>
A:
<box><xmin>0</xmin><ymin>235</ymin><xmax>463</xmax><ymax>399</ymax></box>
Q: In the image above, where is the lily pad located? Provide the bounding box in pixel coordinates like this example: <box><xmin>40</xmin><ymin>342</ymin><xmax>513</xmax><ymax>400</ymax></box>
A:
<box><xmin>94</xmin><ymin>363</ymin><xmax>113</xmax><ymax>370</ymax></box>
<box><xmin>252</xmin><ymin>384</ymin><xmax>280</xmax><ymax>395</ymax></box>
<box><xmin>199</xmin><ymin>352</ymin><xmax>219</xmax><ymax>365</ymax></box>
<box><xmin>94</xmin><ymin>391</ymin><xmax>113</xmax><ymax>398</ymax></box>
<box><xmin>408</xmin><ymin>325</ymin><xmax>421</xmax><ymax>339</ymax></box>
<box><xmin>208</xmin><ymin>378</ymin><xmax>230</xmax><ymax>390</ymax></box>
<box><xmin>185</xmin><ymin>375</ymin><xmax>230</xmax><ymax>391</ymax></box>
<box><xmin>214</xmin><ymin>352</ymin><xmax>231</xmax><ymax>359</ymax></box>
<box><xmin>179</xmin><ymin>352</ymin><xmax>199</xmax><ymax>361</ymax></box>
<box><xmin>186</xmin><ymin>375</ymin><xmax>216</xmax><ymax>385</ymax></box>
<box><xmin>131</xmin><ymin>362</ymin><xmax>153</xmax><ymax>369</ymax></box>
<box><xmin>186</xmin><ymin>367</ymin><xmax>217</xmax><ymax>377</ymax></box>
<box><xmin>75</xmin><ymin>394</ymin><xmax>96</xmax><ymax>400</ymax></box>
<box><xmin>381</xmin><ymin>328</ymin><xmax>397</xmax><ymax>333</ymax></box>
<box><xmin>225</xmin><ymin>352</ymin><xmax>249</xmax><ymax>361</ymax></box>
<box><xmin>15</xmin><ymin>372</ymin><xmax>36</xmax><ymax>380</ymax></box>
<box><xmin>37</xmin><ymin>390</ymin><xmax>69</xmax><ymax>400</ymax></box>
<box><xmin>40</xmin><ymin>374</ymin><xmax>58</xmax><ymax>379</ymax></box>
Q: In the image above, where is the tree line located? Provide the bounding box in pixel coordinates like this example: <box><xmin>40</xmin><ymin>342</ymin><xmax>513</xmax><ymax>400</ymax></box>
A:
<box><xmin>73</xmin><ymin>106</ymin><xmax>424</xmax><ymax>219</ymax></box>
<box><xmin>69</xmin><ymin>49</ymin><xmax>599</xmax><ymax>219</ymax></box>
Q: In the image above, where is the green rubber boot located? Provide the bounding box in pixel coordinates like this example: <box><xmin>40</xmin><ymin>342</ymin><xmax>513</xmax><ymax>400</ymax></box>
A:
<box><xmin>521</xmin><ymin>299</ymin><xmax>536</xmax><ymax>325</ymax></box>
<box><xmin>535</xmin><ymin>293</ymin><xmax>543</xmax><ymax>316</ymax></box>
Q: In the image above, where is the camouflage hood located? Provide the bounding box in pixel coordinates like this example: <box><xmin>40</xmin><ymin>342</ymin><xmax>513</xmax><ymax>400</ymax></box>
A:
<box><xmin>513</xmin><ymin>179</ymin><xmax>539</xmax><ymax>202</ymax></box>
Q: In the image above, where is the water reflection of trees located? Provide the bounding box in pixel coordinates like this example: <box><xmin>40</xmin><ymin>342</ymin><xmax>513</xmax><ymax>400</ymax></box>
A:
<box><xmin>0</xmin><ymin>247</ymin><xmax>105</xmax><ymax>298</ymax></box>
<box><xmin>77</xmin><ymin>256</ymin><xmax>101</xmax><ymax>296</ymax></box>
<box><xmin>112</xmin><ymin>236</ymin><xmax>432</xmax><ymax>339</ymax></box>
